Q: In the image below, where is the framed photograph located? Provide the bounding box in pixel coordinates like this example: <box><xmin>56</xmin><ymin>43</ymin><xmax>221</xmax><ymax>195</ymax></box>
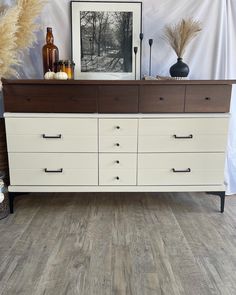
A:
<box><xmin>71</xmin><ymin>1</ymin><xmax>142</xmax><ymax>80</ymax></box>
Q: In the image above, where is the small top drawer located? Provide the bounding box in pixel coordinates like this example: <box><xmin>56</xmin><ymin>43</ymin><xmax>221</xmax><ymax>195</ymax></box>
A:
<box><xmin>185</xmin><ymin>85</ymin><xmax>231</xmax><ymax>113</ymax></box>
<box><xmin>99</xmin><ymin>117</ymin><xmax>138</xmax><ymax>153</ymax></box>
<box><xmin>98</xmin><ymin>86</ymin><xmax>138</xmax><ymax>113</ymax></box>
<box><xmin>139</xmin><ymin>85</ymin><xmax>185</xmax><ymax>113</ymax></box>
<box><xmin>99</xmin><ymin>119</ymin><xmax>138</xmax><ymax>136</ymax></box>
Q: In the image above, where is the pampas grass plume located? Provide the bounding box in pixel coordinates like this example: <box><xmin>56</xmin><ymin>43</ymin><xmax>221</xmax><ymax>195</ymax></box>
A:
<box><xmin>16</xmin><ymin>0</ymin><xmax>47</xmax><ymax>50</ymax></box>
<box><xmin>163</xmin><ymin>18</ymin><xmax>202</xmax><ymax>58</ymax></box>
<box><xmin>0</xmin><ymin>0</ymin><xmax>46</xmax><ymax>81</ymax></box>
<box><xmin>0</xmin><ymin>6</ymin><xmax>20</xmax><ymax>78</ymax></box>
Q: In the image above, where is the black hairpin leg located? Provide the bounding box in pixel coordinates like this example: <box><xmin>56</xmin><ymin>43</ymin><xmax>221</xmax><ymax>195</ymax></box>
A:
<box><xmin>8</xmin><ymin>192</ymin><xmax>28</xmax><ymax>214</ymax></box>
<box><xmin>219</xmin><ymin>192</ymin><xmax>225</xmax><ymax>213</ymax></box>
<box><xmin>206</xmin><ymin>191</ymin><xmax>225</xmax><ymax>213</ymax></box>
<box><xmin>9</xmin><ymin>192</ymin><xmax>15</xmax><ymax>214</ymax></box>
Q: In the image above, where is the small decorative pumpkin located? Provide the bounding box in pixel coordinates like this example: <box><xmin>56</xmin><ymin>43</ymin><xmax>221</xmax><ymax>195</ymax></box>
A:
<box><xmin>0</xmin><ymin>192</ymin><xmax>4</xmax><ymax>203</ymax></box>
<box><xmin>54</xmin><ymin>71</ymin><xmax>68</xmax><ymax>80</ymax></box>
<box><xmin>44</xmin><ymin>69</ymin><xmax>55</xmax><ymax>80</ymax></box>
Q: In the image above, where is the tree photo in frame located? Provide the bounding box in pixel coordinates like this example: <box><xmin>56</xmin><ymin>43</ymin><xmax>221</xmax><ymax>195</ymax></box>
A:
<box><xmin>71</xmin><ymin>1</ymin><xmax>142</xmax><ymax>80</ymax></box>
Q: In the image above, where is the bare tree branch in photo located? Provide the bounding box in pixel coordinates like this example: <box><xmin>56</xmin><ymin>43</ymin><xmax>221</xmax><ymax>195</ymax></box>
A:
<box><xmin>80</xmin><ymin>10</ymin><xmax>133</xmax><ymax>73</ymax></box>
<box><xmin>115</xmin><ymin>12</ymin><xmax>132</xmax><ymax>72</ymax></box>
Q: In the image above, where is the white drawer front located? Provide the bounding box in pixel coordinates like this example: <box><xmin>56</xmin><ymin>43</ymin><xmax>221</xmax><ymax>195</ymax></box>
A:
<box><xmin>99</xmin><ymin>153</ymin><xmax>136</xmax><ymax>169</ymax></box>
<box><xmin>139</xmin><ymin>134</ymin><xmax>228</xmax><ymax>152</ymax></box>
<box><xmin>7</xmin><ymin>135</ymin><xmax>97</xmax><ymax>152</ymax></box>
<box><xmin>139</xmin><ymin>118</ymin><xmax>228</xmax><ymax>135</ymax></box>
<box><xmin>6</xmin><ymin>118</ymin><xmax>97</xmax><ymax>135</ymax></box>
<box><xmin>99</xmin><ymin>119</ymin><xmax>138</xmax><ymax>136</ymax></box>
<box><xmin>138</xmin><ymin>153</ymin><xmax>225</xmax><ymax>186</ymax></box>
<box><xmin>139</xmin><ymin>118</ymin><xmax>228</xmax><ymax>152</ymax></box>
<box><xmin>99</xmin><ymin>136</ymin><xmax>137</xmax><ymax>152</ymax></box>
<box><xmin>99</xmin><ymin>169</ymin><xmax>136</xmax><ymax>186</ymax></box>
<box><xmin>6</xmin><ymin>118</ymin><xmax>98</xmax><ymax>152</ymax></box>
<box><xmin>9</xmin><ymin>153</ymin><xmax>98</xmax><ymax>185</ymax></box>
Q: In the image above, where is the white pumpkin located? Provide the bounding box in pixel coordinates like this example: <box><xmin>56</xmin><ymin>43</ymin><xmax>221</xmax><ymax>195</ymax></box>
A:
<box><xmin>44</xmin><ymin>70</ymin><xmax>55</xmax><ymax>80</ymax></box>
<box><xmin>54</xmin><ymin>71</ymin><xmax>68</xmax><ymax>80</ymax></box>
<box><xmin>0</xmin><ymin>192</ymin><xmax>4</xmax><ymax>203</ymax></box>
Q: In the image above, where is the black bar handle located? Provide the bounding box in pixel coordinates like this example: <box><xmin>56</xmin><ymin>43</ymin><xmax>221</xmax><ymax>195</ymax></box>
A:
<box><xmin>172</xmin><ymin>168</ymin><xmax>191</xmax><ymax>173</ymax></box>
<box><xmin>42</xmin><ymin>134</ymin><xmax>62</xmax><ymax>139</ymax></box>
<box><xmin>44</xmin><ymin>168</ymin><xmax>63</xmax><ymax>173</ymax></box>
<box><xmin>173</xmin><ymin>134</ymin><xmax>193</xmax><ymax>139</ymax></box>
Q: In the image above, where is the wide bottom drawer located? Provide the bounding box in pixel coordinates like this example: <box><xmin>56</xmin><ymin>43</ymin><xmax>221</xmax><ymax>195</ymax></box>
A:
<box><xmin>138</xmin><ymin>153</ymin><xmax>225</xmax><ymax>186</ymax></box>
<box><xmin>9</xmin><ymin>153</ymin><xmax>98</xmax><ymax>185</ymax></box>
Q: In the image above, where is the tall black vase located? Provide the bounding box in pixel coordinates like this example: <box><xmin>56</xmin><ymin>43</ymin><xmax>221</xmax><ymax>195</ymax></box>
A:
<box><xmin>170</xmin><ymin>57</ymin><xmax>189</xmax><ymax>77</ymax></box>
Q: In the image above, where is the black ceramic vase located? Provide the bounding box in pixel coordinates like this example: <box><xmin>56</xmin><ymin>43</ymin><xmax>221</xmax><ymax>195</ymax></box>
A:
<box><xmin>169</xmin><ymin>57</ymin><xmax>189</xmax><ymax>77</ymax></box>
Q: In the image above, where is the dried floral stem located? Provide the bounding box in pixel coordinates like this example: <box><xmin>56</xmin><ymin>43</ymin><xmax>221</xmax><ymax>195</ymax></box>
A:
<box><xmin>0</xmin><ymin>5</ymin><xmax>8</xmax><ymax>15</ymax></box>
<box><xmin>0</xmin><ymin>6</ymin><xmax>20</xmax><ymax>79</ymax></box>
<box><xmin>0</xmin><ymin>0</ymin><xmax>46</xmax><ymax>82</ymax></box>
<box><xmin>163</xmin><ymin>18</ymin><xmax>202</xmax><ymax>58</ymax></box>
<box><xmin>16</xmin><ymin>0</ymin><xmax>47</xmax><ymax>50</ymax></box>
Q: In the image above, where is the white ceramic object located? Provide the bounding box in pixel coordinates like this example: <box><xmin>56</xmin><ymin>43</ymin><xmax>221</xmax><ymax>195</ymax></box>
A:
<box><xmin>44</xmin><ymin>70</ymin><xmax>55</xmax><ymax>80</ymax></box>
<box><xmin>54</xmin><ymin>71</ymin><xmax>68</xmax><ymax>80</ymax></box>
<box><xmin>0</xmin><ymin>192</ymin><xmax>4</xmax><ymax>203</ymax></box>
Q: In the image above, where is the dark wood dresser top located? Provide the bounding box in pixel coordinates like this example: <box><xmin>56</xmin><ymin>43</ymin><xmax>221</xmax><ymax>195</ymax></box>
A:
<box><xmin>2</xmin><ymin>78</ymin><xmax>236</xmax><ymax>85</ymax></box>
<box><xmin>1</xmin><ymin>79</ymin><xmax>234</xmax><ymax>114</ymax></box>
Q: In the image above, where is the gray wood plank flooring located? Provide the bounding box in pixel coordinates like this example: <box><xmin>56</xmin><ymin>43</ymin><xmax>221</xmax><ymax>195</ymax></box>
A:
<box><xmin>1</xmin><ymin>192</ymin><xmax>236</xmax><ymax>295</ymax></box>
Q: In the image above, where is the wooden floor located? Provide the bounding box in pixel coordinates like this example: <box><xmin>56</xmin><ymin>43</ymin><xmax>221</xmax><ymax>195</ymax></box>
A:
<box><xmin>1</xmin><ymin>192</ymin><xmax>236</xmax><ymax>295</ymax></box>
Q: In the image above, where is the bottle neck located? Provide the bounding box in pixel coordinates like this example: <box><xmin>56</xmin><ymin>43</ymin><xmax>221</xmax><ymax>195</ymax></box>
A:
<box><xmin>46</xmin><ymin>32</ymin><xmax>54</xmax><ymax>44</ymax></box>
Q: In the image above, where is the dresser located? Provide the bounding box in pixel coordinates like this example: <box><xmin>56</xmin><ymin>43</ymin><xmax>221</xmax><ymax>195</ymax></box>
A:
<box><xmin>2</xmin><ymin>79</ymin><xmax>234</xmax><ymax>213</ymax></box>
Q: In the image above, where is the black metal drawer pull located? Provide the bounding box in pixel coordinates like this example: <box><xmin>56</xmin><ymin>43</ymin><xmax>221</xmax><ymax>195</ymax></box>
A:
<box><xmin>172</xmin><ymin>168</ymin><xmax>191</xmax><ymax>173</ymax></box>
<box><xmin>42</xmin><ymin>134</ymin><xmax>62</xmax><ymax>139</ymax></box>
<box><xmin>173</xmin><ymin>134</ymin><xmax>193</xmax><ymax>139</ymax></box>
<box><xmin>116</xmin><ymin>160</ymin><xmax>120</xmax><ymax>164</ymax></box>
<box><xmin>115</xmin><ymin>143</ymin><xmax>120</xmax><ymax>147</ymax></box>
<box><xmin>205</xmin><ymin>97</ymin><xmax>211</xmax><ymax>100</ymax></box>
<box><xmin>44</xmin><ymin>168</ymin><xmax>63</xmax><ymax>173</ymax></box>
<box><xmin>116</xmin><ymin>126</ymin><xmax>120</xmax><ymax>129</ymax></box>
<box><xmin>116</xmin><ymin>176</ymin><xmax>120</xmax><ymax>180</ymax></box>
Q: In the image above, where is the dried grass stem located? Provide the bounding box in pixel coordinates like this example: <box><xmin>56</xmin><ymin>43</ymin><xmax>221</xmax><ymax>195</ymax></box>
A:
<box><xmin>0</xmin><ymin>0</ymin><xmax>46</xmax><ymax>80</ymax></box>
<box><xmin>163</xmin><ymin>18</ymin><xmax>202</xmax><ymax>58</ymax></box>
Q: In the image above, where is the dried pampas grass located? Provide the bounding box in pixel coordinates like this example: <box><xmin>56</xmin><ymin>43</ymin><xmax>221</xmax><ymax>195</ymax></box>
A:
<box><xmin>0</xmin><ymin>6</ymin><xmax>20</xmax><ymax>79</ymax></box>
<box><xmin>163</xmin><ymin>18</ymin><xmax>202</xmax><ymax>58</ymax></box>
<box><xmin>0</xmin><ymin>0</ymin><xmax>46</xmax><ymax>82</ymax></box>
<box><xmin>16</xmin><ymin>0</ymin><xmax>47</xmax><ymax>50</ymax></box>
<box><xmin>0</xmin><ymin>5</ymin><xmax>8</xmax><ymax>15</ymax></box>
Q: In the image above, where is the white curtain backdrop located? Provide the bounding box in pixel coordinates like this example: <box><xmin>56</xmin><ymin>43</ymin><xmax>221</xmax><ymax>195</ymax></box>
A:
<box><xmin>1</xmin><ymin>0</ymin><xmax>236</xmax><ymax>194</ymax></box>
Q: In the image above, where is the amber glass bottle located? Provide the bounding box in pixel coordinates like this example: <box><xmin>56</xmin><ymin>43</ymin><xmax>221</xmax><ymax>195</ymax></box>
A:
<box><xmin>42</xmin><ymin>27</ymin><xmax>59</xmax><ymax>74</ymax></box>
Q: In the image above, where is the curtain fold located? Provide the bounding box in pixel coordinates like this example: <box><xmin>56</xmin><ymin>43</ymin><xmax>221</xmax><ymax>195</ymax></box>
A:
<box><xmin>225</xmin><ymin>0</ymin><xmax>236</xmax><ymax>194</ymax></box>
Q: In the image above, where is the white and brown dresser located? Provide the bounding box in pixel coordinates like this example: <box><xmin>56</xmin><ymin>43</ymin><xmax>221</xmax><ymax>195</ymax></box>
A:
<box><xmin>2</xmin><ymin>78</ymin><xmax>234</xmax><ymax>213</ymax></box>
